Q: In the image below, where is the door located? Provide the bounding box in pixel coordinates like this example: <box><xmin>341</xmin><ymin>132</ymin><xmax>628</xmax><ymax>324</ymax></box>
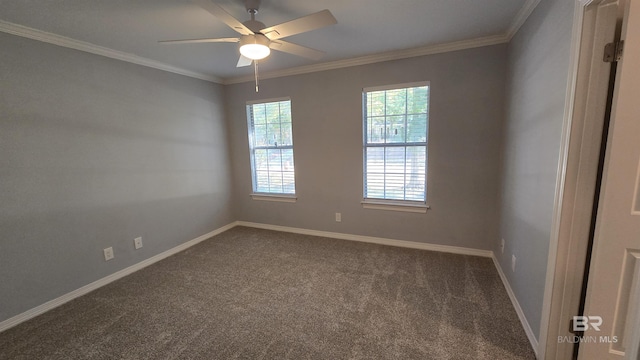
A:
<box><xmin>579</xmin><ymin>0</ymin><xmax>640</xmax><ymax>359</ymax></box>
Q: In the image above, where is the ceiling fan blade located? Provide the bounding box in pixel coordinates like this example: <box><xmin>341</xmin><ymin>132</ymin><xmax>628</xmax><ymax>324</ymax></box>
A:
<box><xmin>192</xmin><ymin>0</ymin><xmax>254</xmax><ymax>36</ymax></box>
<box><xmin>269</xmin><ymin>40</ymin><xmax>325</xmax><ymax>60</ymax></box>
<box><xmin>237</xmin><ymin>55</ymin><xmax>253</xmax><ymax>67</ymax></box>
<box><xmin>260</xmin><ymin>9</ymin><xmax>337</xmax><ymax>40</ymax></box>
<box><xmin>158</xmin><ymin>37</ymin><xmax>239</xmax><ymax>44</ymax></box>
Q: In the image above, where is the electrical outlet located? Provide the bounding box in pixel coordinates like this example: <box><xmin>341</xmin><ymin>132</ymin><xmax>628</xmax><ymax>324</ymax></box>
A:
<box><xmin>134</xmin><ymin>237</ymin><xmax>143</xmax><ymax>250</ymax></box>
<box><xmin>511</xmin><ymin>254</ymin><xmax>516</xmax><ymax>272</ymax></box>
<box><xmin>103</xmin><ymin>247</ymin><xmax>114</xmax><ymax>261</ymax></box>
<box><xmin>501</xmin><ymin>238</ymin><xmax>505</xmax><ymax>254</ymax></box>
<box><xmin>335</xmin><ymin>212</ymin><xmax>341</xmax><ymax>222</ymax></box>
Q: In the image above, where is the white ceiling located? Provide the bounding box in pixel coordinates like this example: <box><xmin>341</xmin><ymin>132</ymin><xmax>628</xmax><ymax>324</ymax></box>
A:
<box><xmin>0</xmin><ymin>0</ymin><xmax>531</xmax><ymax>82</ymax></box>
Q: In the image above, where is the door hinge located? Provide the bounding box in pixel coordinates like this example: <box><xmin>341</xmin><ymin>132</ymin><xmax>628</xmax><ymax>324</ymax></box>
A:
<box><xmin>604</xmin><ymin>40</ymin><xmax>624</xmax><ymax>62</ymax></box>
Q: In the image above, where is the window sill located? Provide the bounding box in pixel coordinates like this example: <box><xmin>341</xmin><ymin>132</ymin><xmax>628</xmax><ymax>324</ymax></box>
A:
<box><xmin>250</xmin><ymin>193</ymin><xmax>297</xmax><ymax>203</ymax></box>
<box><xmin>361</xmin><ymin>199</ymin><xmax>429</xmax><ymax>213</ymax></box>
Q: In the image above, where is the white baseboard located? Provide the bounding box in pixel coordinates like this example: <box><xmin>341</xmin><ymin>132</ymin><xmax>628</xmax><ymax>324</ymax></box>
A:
<box><xmin>236</xmin><ymin>221</ymin><xmax>493</xmax><ymax>258</ymax></box>
<box><xmin>0</xmin><ymin>222</ymin><xmax>236</xmax><ymax>333</ymax></box>
<box><xmin>491</xmin><ymin>254</ymin><xmax>539</xmax><ymax>357</ymax></box>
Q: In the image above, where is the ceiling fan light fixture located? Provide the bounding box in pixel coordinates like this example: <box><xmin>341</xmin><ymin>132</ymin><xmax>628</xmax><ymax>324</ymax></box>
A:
<box><xmin>239</xmin><ymin>34</ymin><xmax>271</xmax><ymax>60</ymax></box>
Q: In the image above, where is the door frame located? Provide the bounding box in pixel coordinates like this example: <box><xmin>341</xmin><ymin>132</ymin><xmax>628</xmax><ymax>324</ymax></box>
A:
<box><xmin>538</xmin><ymin>0</ymin><xmax>623</xmax><ymax>358</ymax></box>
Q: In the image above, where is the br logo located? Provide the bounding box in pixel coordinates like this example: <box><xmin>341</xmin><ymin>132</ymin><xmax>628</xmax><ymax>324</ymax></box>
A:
<box><xmin>573</xmin><ymin>316</ymin><xmax>603</xmax><ymax>332</ymax></box>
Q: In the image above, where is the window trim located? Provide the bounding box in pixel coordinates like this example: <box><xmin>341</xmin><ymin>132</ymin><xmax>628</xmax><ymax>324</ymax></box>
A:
<box><xmin>246</xmin><ymin>97</ymin><xmax>291</xmax><ymax>106</ymax></box>
<box><xmin>361</xmin><ymin>199</ymin><xmax>430</xmax><ymax>213</ymax></box>
<box><xmin>250</xmin><ymin>193</ymin><xmax>297</xmax><ymax>203</ymax></box>
<box><xmin>362</xmin><ymin>81</ymin><xmax>430</xmax><ymax>209</ymax></box>
<box><xmin>363</xmin><ymin>81</ymin><xmax>430</xmax><ymax>93</ymax></box>
<box><xmin>246</xmin><ymin>97</ymin><xmax>296</xmax><ymax>197</ymax></box>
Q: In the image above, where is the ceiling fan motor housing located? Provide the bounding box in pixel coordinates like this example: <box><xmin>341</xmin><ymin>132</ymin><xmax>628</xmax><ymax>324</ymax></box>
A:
<box><xmin>243</xmin><ymin>20</ymin><xmax>267</xmax><ymax>33</ymax></box>
<box><xmin>240</xmin><ymin>33</ymin><xmax>270</xmax><ymax>48</ymax></box>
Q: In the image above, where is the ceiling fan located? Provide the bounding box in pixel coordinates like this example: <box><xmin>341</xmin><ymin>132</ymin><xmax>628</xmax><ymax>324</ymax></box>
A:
<box><xmin>160</xmin><ymin>0</ymin><xmax>337</xmax><ymax>68</ymax></box>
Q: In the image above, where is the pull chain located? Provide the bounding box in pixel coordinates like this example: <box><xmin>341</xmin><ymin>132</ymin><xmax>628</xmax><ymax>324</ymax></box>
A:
<box><xmin>254</xmin><ymin>60</ymin><xmax>259</xmax><ymax>92</ymax></box>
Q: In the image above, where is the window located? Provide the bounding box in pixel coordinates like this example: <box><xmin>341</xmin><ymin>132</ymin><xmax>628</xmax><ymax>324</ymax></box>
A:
<box><xmin>247</xmin><ymin>98</ymin><xmax>296</xmax><ymax>199</ymax></box>
<box><xmin>363</xmin><ymin>82</ymin><xmax>429</xmax><ymax>211</ymax></box>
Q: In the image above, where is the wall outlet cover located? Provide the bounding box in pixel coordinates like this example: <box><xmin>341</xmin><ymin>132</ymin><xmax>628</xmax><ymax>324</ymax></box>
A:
<box><xmin>103</xmin><ymin>247</ymin><xmax>114</xmax><ymax>261</ymax></box>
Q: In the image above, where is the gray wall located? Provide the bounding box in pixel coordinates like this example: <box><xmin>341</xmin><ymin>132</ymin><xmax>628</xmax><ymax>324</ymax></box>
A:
<box><xmin>497</xmin><ymin>0</ymin><xmax>575</xmax><ymax>339</ymax></box>
<box><xmin>226</xmin><ymin>45</ymin><xmax>507</xmax><ymax>250</ymax></box>
<box><xmin>0</xmin><ymin>33</ymin><xmax>234</xmax><ymax>321</ymax></box>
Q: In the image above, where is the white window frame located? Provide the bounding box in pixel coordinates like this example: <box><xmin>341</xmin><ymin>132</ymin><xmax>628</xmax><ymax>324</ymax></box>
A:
<box><xmin>246</xmin><ymin>97</ymin><xmax>297</xmax><ymax>202</ymax></box>
<box><xmin>361</xmin><ymin>82</ymin><xmax>430</xmax><ymax>213</ymax></box>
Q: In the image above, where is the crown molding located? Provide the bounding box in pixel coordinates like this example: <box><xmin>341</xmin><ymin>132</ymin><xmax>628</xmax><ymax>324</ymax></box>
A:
<box><xmin>0</xmin><ymin>20</ymin><xmax>223</xmax><ymax>84</ymax></box>
<box><xmin>506</xmin><ymin>0</ymin><xmax>543</xmax><ymax>40</ymax></box>
<box><xmin>223</xmin><ymin>34</ymin><xmax>509</xmax><ymax>84</ymax></box>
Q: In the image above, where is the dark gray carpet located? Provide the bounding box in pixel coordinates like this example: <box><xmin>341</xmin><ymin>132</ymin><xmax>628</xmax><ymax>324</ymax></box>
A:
<box><xmin>0</xmin><ymin>227</ymin><xmax>536</xmax><ymax>359</ymax></box>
